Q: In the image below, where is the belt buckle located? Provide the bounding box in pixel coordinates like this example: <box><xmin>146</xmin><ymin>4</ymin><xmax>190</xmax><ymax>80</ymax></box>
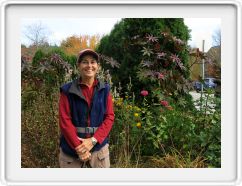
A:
<box><xmin>86</xmin><ymin>127</ymin><xmax>93</xmax><ymax>134</ymax></box>
<box><xmin>85</xmin><ymin>127</ymin><xmax>90</xmax><ymax>133</ymax></box>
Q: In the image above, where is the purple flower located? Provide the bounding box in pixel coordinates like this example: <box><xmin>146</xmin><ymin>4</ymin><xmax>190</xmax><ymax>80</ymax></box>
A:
<box><xmin>170</xmin><ymin>54</ymin><xmax>181</xmax><ymax>63</ymax></box>
<box><xmin>146</xmin><ymin>34</ymin><xmax>158</xmax><ymax>42</ymax></box>
<box><xmin>157</xmin><ymin>52</ymin><xmax>167</xmax><ymax>59</ymax></box>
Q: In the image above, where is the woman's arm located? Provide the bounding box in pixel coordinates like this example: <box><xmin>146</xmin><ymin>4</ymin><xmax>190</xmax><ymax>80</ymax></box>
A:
<box><xmin>93</xmin><ymin>92</ymin><xmax>115</xmax><ymax>144</ymax></box>
<box><xmin>59</xmin><ymin>92</ymin><xmax>81</xmax><ymax>149</ymax></box>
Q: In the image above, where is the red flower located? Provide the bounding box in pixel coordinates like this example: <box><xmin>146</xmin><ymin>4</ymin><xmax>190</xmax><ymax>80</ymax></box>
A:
<box><xmin>160</xmin><ymin>100</ymin><xmax>169</xmax><ymax>107</ymax></box>
<box><xmin>140</xmin><ymin>90</ymin><xmax>149</xmax><ymax>96</ymax></box>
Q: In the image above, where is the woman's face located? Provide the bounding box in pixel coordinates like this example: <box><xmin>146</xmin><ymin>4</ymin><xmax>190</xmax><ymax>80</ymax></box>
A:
<box><xmin>78</xmin><ymin>55</ymin><xmax>99</xmax><ymax>79</ymax></box>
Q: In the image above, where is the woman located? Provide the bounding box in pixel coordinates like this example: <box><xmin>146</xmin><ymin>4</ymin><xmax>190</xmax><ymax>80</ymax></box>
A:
<box><xmin>58</xmin><ymin>49</ymin><xmax>114</xmax><ymax>168</ymax></box>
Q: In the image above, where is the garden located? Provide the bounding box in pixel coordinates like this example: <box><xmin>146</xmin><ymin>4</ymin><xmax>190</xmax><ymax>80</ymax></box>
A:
<box><xmin>21</xmin><ymin>18</ymin><xmax>221</xmax><ymax>168</ymax></box>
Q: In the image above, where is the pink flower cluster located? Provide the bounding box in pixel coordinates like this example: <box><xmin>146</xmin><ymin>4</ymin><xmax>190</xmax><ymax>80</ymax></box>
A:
<box><xmin>140</xmin><ymin>90</ymin><xmax>149</xmax><ymax>96</ymax></box>
<box><xmin>160</xmin><ymin>100</ymin><xmax>173</xmax><ymax>110</ymax></box>
<box><xmin>160</xmin><ymin>100</ymin><xmax>169</xmax><ymax>107</ymax></box>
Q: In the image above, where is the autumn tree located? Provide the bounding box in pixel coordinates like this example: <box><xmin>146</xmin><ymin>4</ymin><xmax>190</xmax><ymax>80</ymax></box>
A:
<box><xmin>60</xmin><ymin>34</ymin><xmax>100</xmax><ymax>56</ymax></box>
<box><xmin>60</xmin><ymin>35</ymin><xmax>82</xmax><ymax>56</ymax></box>
<box><xmin>89</xmin><ymin>35</ymin><xmax>101</xmax><ymax>49</ymax></box>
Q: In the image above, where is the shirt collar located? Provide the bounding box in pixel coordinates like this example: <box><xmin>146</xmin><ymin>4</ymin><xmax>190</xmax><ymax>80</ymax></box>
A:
<box><xmin>79</xmin><ymin>78</ymin><xmax>98</xmax><ymax>87</ymax></box>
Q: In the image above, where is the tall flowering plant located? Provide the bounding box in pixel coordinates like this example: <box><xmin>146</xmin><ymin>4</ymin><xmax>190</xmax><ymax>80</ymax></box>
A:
<box><xmin>133</xmin><ymin>31</ymin><xmax>192</xmax><ymax>105</ymax></box>
<box><xmin>138</xmin><ymin>89</ymin><xmax>174</xmax><ymax>152</ymax></box>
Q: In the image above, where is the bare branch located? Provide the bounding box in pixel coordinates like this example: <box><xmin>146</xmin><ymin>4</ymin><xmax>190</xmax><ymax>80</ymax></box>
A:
<box><xmin>24</xmin><ymin>21</ymin><xmax>50</xmax><ymax>47</ymax></box>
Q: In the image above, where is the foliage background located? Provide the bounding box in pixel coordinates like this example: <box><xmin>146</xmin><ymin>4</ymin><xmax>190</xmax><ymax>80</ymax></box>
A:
<box><xmin>21</xmin><ymin>18</ymin><xmax>221</xmax><ymax>168</ymax></box>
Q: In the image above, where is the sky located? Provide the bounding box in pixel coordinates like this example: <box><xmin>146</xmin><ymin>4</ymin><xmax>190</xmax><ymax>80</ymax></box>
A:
<box><xmin>21</xmin><ymin>18</ymin><xmax>221</xmax><ymax>52</ymax></box>
<box><xmin>183</xmin><ymin>18</ymin><xmax>221</xmax><ymax>52</ymax></box>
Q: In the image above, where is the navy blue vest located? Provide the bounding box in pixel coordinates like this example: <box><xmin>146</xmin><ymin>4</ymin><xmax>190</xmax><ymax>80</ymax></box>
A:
<box><xmin>60</xmin><ymin>78</ymin><xmax>110</xmax><ymax>157</ymax></box>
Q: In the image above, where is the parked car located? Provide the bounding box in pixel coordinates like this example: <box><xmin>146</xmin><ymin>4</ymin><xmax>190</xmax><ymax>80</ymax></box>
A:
<box><xmin>193</xmin><ymin>78</ymin><xmax>218</xmax><ymax>92</ymax></box>
<box><xmin>193</xmin><ymin>81</ymin><xmax>202</xmax><ymax>92</ymax></box>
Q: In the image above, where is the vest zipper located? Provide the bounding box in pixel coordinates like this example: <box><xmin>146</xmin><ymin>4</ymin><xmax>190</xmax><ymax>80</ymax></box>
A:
<box><xmin>88</xmin><ymin>86</ymin><xmax>97</xmax><ymax>127</ymax></box>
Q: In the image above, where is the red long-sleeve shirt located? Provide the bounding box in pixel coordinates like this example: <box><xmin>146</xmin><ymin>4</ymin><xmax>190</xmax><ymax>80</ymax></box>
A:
<box><xmin>59</xmin><ymin>79</ymin><xmax>114</xmax><ymax>149</ymax></box>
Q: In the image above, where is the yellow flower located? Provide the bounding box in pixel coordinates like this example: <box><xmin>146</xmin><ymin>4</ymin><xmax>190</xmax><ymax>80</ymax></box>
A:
<box><xmin>114</xmin><ymin>97</ymin><xmax>124</xmax><ymax>107</ymax></box>
<box><xmin>128</xmin><ymin>105</ymin><xmax>132</xmax><ymax>109</ymax></box>
<box><xmin>134</xmin><ymin>113</ymin><xmax>139</xmax><ymax>117</ymax></box>
<box><xmin>136</xmin><ymin>122</ymin><xmax>141</xmax><ymax>128</ymax></box>
<box><xmin>134</xmin><ymin>106</ymin><xmax>141</xmax><ymax>112</ymax></box>
<box><xmin>116</xmin><ymin>98</ymin><xmax>122</xmax><ymax>101</ymax></box>
<box><xmin>115</xmin><ymin>102</ymin><xmax>122</xmax><ymax>106</ymax></box>
<box><xmin>125</xmin><ymin>105</ymin><xmax>132</xmax><ymax>110</ymax></box>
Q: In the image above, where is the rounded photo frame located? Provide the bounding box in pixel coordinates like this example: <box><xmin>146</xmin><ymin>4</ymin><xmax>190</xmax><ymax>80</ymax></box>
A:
<box><xmin>0</xmin><ymin>1</ymin><xmax>241</xmax><ymax>186</ymax></box>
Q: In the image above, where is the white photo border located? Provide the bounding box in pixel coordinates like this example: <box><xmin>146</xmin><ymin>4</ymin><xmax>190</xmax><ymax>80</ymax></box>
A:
<box><xmin>0</xmin><ymin>0</ymin><xmax>241</xmax><ymax>186</ymax></box>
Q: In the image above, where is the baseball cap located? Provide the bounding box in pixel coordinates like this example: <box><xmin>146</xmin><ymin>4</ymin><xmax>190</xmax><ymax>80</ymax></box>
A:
<box><xmin>77</xmin><ymin>49</ymin><xmax>99</xmax><ymax>63</ymax></box>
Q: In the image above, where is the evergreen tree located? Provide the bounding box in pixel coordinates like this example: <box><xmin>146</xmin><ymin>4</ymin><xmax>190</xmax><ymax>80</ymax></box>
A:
<box><xmin>97</xmin><ymin>18</ymin><xmax>190</xmax><ymax>98</ymax></box>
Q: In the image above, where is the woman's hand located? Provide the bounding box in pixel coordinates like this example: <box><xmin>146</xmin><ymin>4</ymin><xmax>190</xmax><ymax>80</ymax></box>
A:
<box><xmin>76</xmin><ymin>137</ymin><xmax>94</xmax><ymax>153</ymax></box>
<box><xmin>78</xmin><ymin>151</ymin><xmax>91</xmax><ymax>162</ymax></box>
<box><xmin>75</xmin><ymin>137</ymin><xmax>94</xmax><ymax>161</ymax></box>
<box><xmin>75</xmin><ymin>139</ymin><xmax>92</xmax><ymax>162</ymax></box>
